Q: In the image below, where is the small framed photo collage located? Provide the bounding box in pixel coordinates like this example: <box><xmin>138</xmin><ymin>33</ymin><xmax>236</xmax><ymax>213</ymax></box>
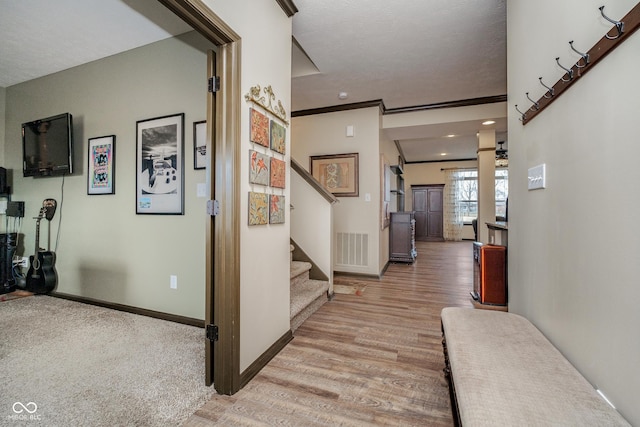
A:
<box><xmin>248</xmin><ymin>107</ymin><xmax>287</xmax><ymax>226</ymax></box>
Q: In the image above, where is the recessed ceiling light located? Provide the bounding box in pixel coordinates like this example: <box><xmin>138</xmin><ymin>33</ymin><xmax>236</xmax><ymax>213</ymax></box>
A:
<box><xmin>440</xmin><ymin>152</ymin><xmax>447</xmax><ymax>156</ymax></box>
<box><xmin>338</xmin><ymin>92</ymin><xmax>348</xmax><ymax>100</ymax></box>
<box><xmin>445</xmin><ymin>134</ymin><xmax>456</xmax><ymax>138</ymax></box>
<box><xmin>482</xmin><ymin>120</ymin><xmax>496</xmax><ymax>125</ymax></box>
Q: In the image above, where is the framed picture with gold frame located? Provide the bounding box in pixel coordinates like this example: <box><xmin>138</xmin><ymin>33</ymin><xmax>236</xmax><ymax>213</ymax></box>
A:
<box><xmin>310</xmin><ymin>153</ymin><xmax>359</xmax><ymax>197</ymax></box>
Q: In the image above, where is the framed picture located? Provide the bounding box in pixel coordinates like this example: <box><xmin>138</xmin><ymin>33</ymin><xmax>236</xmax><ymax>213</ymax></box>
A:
<box><xmin>136</xmin><ymin>113</ymin><xmax>184</xmax><ymax>215</ymax></box>
<box><xmin>270</xmin><ymin>120</ymin><xmax>286</xmax><ymax>154</ymax></box>
<box><xmin>248</xmin><ymin>192</ymin><xmax>269</xmax><ymax>225</ymax></box>
<box><xmin>87</xmin><ymin>135</ymin><xmax>115</xmax><ymax>195</ymax></box>
<box><xmin>269</xmin><ymin>194</ymin><xmax>285</xmax><ymax>224</ymax></box>
<box><xmin>193</xmin><ymin>120</ymin><xmax>206</xmax><ymax>170</ymax></box>
<box><xmin>270</xmin><ymin>157</ymin><xmax>286</xmax><ymax>189</ymax></box>
<box><xmin>249</xmin><ymin>108</ymin><xmax>269</xmax><ymax>147</ymax></box>
<box><xmin>249</xmin><ymin>150</ymin><xmax>270</xmax><ymax>186</ymax></box>
<box><xmin>310</xmin><ymin>153</ymin><xmax>359</xmax><ymax>197</ymax></box>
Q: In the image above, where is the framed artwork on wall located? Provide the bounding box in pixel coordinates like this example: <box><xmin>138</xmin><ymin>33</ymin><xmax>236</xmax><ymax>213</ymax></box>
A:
<box><xmin>270</xmin><ymin>120</ymin><xmax>286</xmax><ymax>154</ymax></box>
<box><xmin>87</xmin><ymin>135</ymin><xmax>115</xmax><ymax>195</ymax></box>
<box><xmin>270</xmin><ymin>157</ymin><xmax>286</xmax><ymax>189</ymax></box>
<box><xmin>249</xmin><ymin>108</ymin><xmax>269</xmax><ymax>147</ymax></box>
<box><xmin>136</xmin><ymin>113</ymin><xmax>184</xmax><ymax>215</ymax></box>
<box><xmin>310</xmin><ymin>152</ymin><xmax>359</xmax><ymax>197</ymax></box>
<box><xmin>269</xmin><ymin>194</ymin><xmax>285</xmax><ymax>224</ymax></box>
<box><xmin>249</xmin><ymin>150</ymin><xmax>270</xmax><ymax>186</ymax></box>
<box><xmin>193</xmin><ymin>120</ymin><xmax>206</xmax><ymax>170</ymax></box>
<box><xmin>248</xmin><ymin>192</ymin><xmax>269</xmax><ymax>225</ymax></box>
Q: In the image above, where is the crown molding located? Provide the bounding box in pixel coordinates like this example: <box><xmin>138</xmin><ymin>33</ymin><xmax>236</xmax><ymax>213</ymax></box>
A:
<box><xmin>275</xmin><ymin>0</ymin><xmax>298</xmax><ymax>17</ymax></box>
<box><xmin>385</xmin><ymin>95</ymin><xmax>507</xmax><ymax>115</ymax></box>
<box><xmin>291</xmin><ymin>100</ymin><xmax>386</xmax><ymax>117</ymax></box>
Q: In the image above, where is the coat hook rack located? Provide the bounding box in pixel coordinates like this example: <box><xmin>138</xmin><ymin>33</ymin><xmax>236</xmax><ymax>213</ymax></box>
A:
<box><xmin>521</xmin><ymin>2</ymin><xmax>640</xmax><ymax>125</ymax></box>
<box><xmin>569</xmin><ymin>41</ymin><xmax>590</xmax><ymax>68</ymax></box>
<box><xmin>525</xmin><ymin>92</ymin><xmax>540</xmax><ymax>111</ymax></box>
<box><xmin>515</xmin><ymin>105</ymin><xmax>527</xmax><ymax>122</ymax></box>
<box><xmin>539</xmin><ymin>77</ymin><xmax>554</xmax><ymax>98</ymax></box>
<box><xmin>555</xmin><ymin>57</ymin><xmax>574</xmax><ymax>82</ymax></box>
<box><xmin>599</xmin><ymin>5</ymin><xmax>625</xmax><ymax>40</ymax></box>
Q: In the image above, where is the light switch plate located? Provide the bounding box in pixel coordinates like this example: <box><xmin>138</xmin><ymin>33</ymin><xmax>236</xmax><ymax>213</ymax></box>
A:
<box><xmin>528</xmin><ymin>164</ymin><xmax>546</xmax><ymax>190</ymax></box>
<box><xmin>197</xmin><ymin>183</ymin><xmax>207</xmax><ymax>198</ymax></box>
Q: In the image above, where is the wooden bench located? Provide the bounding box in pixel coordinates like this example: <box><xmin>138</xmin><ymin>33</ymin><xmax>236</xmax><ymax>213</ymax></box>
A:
<box><xmin>441</xmin><ymin>307</ymin><xmax>630</xmax><ymax>426</ymax></box>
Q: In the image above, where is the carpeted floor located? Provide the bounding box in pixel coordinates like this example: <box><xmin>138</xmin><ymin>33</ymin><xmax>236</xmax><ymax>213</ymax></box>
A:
<box><xmin>0</xmin><ymin>296</ymin><xmax>214</xmax><ymax>426</ymax></box>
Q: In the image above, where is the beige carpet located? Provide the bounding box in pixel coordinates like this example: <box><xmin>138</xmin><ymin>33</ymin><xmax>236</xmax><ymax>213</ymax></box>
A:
<box><xmin>332</xmin><ymin>284</ymin><xmax>367</xmax><ymax>295</ymax></box>
<box><xmin>0</xmin><ymin>296</ymin><xmax>214</xmax><ymax>426</ymax></box>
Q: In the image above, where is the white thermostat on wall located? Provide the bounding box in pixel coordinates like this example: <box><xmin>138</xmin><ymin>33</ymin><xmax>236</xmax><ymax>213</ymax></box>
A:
<box><xmin>528</xmin><ymin>164</ymin><xmax>546</xmax><ymax>190</ymax></box>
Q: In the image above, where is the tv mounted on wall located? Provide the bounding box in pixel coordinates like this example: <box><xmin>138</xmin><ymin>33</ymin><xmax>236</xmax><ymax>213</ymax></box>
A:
<box><xmin>22</xmin><ymin>112</ymin><xmax>74</xmax><ymax>177</ymax></box>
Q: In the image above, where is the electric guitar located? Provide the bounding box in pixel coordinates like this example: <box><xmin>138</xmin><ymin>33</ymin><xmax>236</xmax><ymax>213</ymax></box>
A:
<box><xmin>26</xmin><ymin>206</ymin><xmax>58</xmax><ymax>294</ymax></box>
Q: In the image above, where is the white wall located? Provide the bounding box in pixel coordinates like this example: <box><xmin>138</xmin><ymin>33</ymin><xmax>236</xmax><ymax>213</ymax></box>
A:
<box><xmin>202</xmin><ymin>0</ymin><xmax>293</xmax><ymax>372</ymax></box>
<box><xmin>292</xmin><ymin>107</ymin><xmax>383</xmax><ymax>276</ymax></box>
<box><xmin>508</xmin><ymin>1</ymin><xmax>640</xmax><ymax>424</ymax></box>
<box><xmin>290</xmin><ymin>170</ymin><xmax>333</xmax><ymax>286</ymax></box>
<box><xmin>5</xmin><ymin>32</ymin><xmax>211</xmax><ymax>319</ymax></box>
<box><xmin>379</xmin><ymin>130</ymin><xmax>399</xmax><ymax>269</ymax></box>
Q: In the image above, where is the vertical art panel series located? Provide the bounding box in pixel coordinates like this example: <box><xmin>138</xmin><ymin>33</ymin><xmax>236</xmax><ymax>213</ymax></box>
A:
<box><xmin>270</xmin><ymin>157</ymin><xmax>286</xmax><ymax>189</ymax></box>
<box><xmin>249</xmin><ymin>108</ymin><xmax>269</xmax><ymax>148</ymax></box>
<box><xmin>248</xmin><ymin>192</ymin><xmax>269</xmax><ymax>225</ymax></box>
<box><xmin>249</xmin><ymin>150</ymin><xmax>270</xmax><ymax>186</ymax></box>
<box><xmin>270</xmin><ymin>120</ymin><xmax>286</xmax><ymax>155</ymax></box>
<box><xmin>269</xmin><ymin>194</ymin><xmax>285</xmax><ymax>224</ymax></box>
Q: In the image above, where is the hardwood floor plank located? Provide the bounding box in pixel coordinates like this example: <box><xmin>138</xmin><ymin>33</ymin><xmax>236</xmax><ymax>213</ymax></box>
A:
<box><xmin>185</xmin><ymin>241</ymin><xmax>473</xmax><ymax>426</ymax></box>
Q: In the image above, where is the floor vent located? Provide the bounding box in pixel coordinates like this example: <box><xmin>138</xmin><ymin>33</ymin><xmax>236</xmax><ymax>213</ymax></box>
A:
<box><xmin>336</xmin><ymin>232</ymin><xmax>369</xmax><ymax>267</ymax></box>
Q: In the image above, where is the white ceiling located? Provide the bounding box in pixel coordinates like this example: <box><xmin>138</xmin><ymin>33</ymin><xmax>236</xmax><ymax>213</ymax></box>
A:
<box><xmin>0</xmin><ymin>0</ymin><xmax>508</xmax><ymax>163</ymax></box>
<box><xmin>0</xmin><ymin>0</ymin><xmax>192</xmax><ymax>88</ymax></box>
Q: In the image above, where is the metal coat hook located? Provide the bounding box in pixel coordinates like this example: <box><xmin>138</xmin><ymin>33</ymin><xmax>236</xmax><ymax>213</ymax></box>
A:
<box><xmin>539</xmin><ymin>77</ymin><xmax>554</xmax><ymax>98</ymax></box>
<box><xmin>569</xmin><ymin>41</ymin><xmax>590</xmax><ymax>68</ymax></box>
<box><xmin>515</xmin><ymin>104</ymin><xmax>527</xmax><ymax>122</ymax></box>
<box><xmin>555</xmin><ymin>57</ymin><xmax>574</xmax><ymax>82</ymax></box>
<box><xmin>525</xmin><ymin>92</ymin><xmax>540</xmax><ymax>111</ymax></box>
<box><xmin>599</xmin><ymin>6</ymin><xmax>624</xmax><ymax>40</ymax></box>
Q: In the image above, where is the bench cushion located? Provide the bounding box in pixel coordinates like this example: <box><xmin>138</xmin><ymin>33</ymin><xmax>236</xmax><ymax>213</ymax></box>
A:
<box><xmin>441</xmin><ymin>307</ymin><xmax>629</xmax><ymax>426</ymax></box>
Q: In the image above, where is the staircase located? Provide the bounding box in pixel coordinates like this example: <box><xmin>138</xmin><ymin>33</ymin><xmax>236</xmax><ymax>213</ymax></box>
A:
<box><xmin>290</xmin><ymin>245</ymin><xmax>329</xmax><ymax>332</ymax></box>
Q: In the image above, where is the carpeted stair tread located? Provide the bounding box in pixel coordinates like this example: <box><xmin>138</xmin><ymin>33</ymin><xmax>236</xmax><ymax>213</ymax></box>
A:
<box><xmin>290</xmin><ymin>261</ymin><xmax>312</xmax><ymax>279</ymax></box>
<box><xmin>290</xmin><ymin>279</ymin><xmax>329</xmax><ymax>319</ymax></box>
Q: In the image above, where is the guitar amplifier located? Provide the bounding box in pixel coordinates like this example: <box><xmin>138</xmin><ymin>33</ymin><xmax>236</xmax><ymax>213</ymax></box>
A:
<box><xmin>7</xmin><ymin>201</ymin><xmax>25</xmax><ymax>218</ymax></box>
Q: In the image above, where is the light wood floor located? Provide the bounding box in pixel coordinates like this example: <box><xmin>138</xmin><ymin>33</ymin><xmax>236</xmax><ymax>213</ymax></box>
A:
<box><xmin>186</xmin><ymin>240</ymin><xmax>473</xmax><ymax>426</ymax></box>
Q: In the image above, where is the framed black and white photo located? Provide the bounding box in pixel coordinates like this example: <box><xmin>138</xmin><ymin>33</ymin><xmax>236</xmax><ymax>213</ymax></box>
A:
<box><xmin>193</xmin><ymin>120</ymin><xmax>206</xmax><ymax>170</ymax></box>
<box><xmin>136</xmin><ymin>113</ymin><xmax>184</xmax><ymax>214</ymax></box>
<box><xmin>87</xmin><ymin>135</ymin><xmax>115</xmax><ymax>195</ymax></box>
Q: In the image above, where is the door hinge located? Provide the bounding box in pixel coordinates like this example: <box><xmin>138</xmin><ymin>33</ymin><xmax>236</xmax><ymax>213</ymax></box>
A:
<box><xmin>206</xmin><ymin>324</ymin><xmax>218</xmax><ymax>342</ymax></box>
<box><xmin>208</xmin><ymin>76</ymin><xmax>220</xmax><ymax>93</ymax></box>
<box><xmin>207</xmin><ymin>200</ymin><xmax>220</xmax><ymax>216</ymax></box>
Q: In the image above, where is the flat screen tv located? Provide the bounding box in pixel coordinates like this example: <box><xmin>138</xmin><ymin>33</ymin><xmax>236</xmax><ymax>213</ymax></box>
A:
<box><xmin>22</xmin><ymin>112</ymin><xmax>74</xmax><ymax>177</ymax></box>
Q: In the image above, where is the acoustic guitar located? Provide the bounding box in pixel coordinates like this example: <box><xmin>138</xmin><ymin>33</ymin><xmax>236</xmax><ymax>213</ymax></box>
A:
<box><xmin>26</xmin><ymin>206</ymin><xmax>58</xmax><ymax>294</ymax></box>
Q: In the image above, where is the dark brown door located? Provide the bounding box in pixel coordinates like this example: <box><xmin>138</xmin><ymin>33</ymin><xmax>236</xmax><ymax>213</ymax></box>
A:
<box><xmin>412</xmin><ymin>185</ymin><xmax>444</xmax><ymax>241</ymax></box>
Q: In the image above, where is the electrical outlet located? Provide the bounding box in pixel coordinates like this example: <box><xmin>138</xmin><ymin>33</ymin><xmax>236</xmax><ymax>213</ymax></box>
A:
<box><xmin>170</xmin><ymin>275</ymin><xmax>178</xmax><ymax>289</ymax></box>
<box><xmin>20</xmin><ymin>257</ymin><xmax>29</xmax><ymax>268</ymax></box>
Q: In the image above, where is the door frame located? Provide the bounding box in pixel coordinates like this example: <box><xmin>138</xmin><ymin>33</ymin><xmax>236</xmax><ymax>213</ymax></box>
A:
<box><xmin>157</xmin><ymin>0</ymin><xmax>241</xmax><ymax>395</ymax></box>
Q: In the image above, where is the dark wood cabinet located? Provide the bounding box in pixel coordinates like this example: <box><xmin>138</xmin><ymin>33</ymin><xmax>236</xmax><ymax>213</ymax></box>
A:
<box><xmin>389</xmin><ymin>211</ymin><xmax>417</xmax><ymax>263</ymax></box>
<box><xmin>412</xmin><ymin>185</ymin><xmax>444</xmax><ymax>241</ymax></box>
